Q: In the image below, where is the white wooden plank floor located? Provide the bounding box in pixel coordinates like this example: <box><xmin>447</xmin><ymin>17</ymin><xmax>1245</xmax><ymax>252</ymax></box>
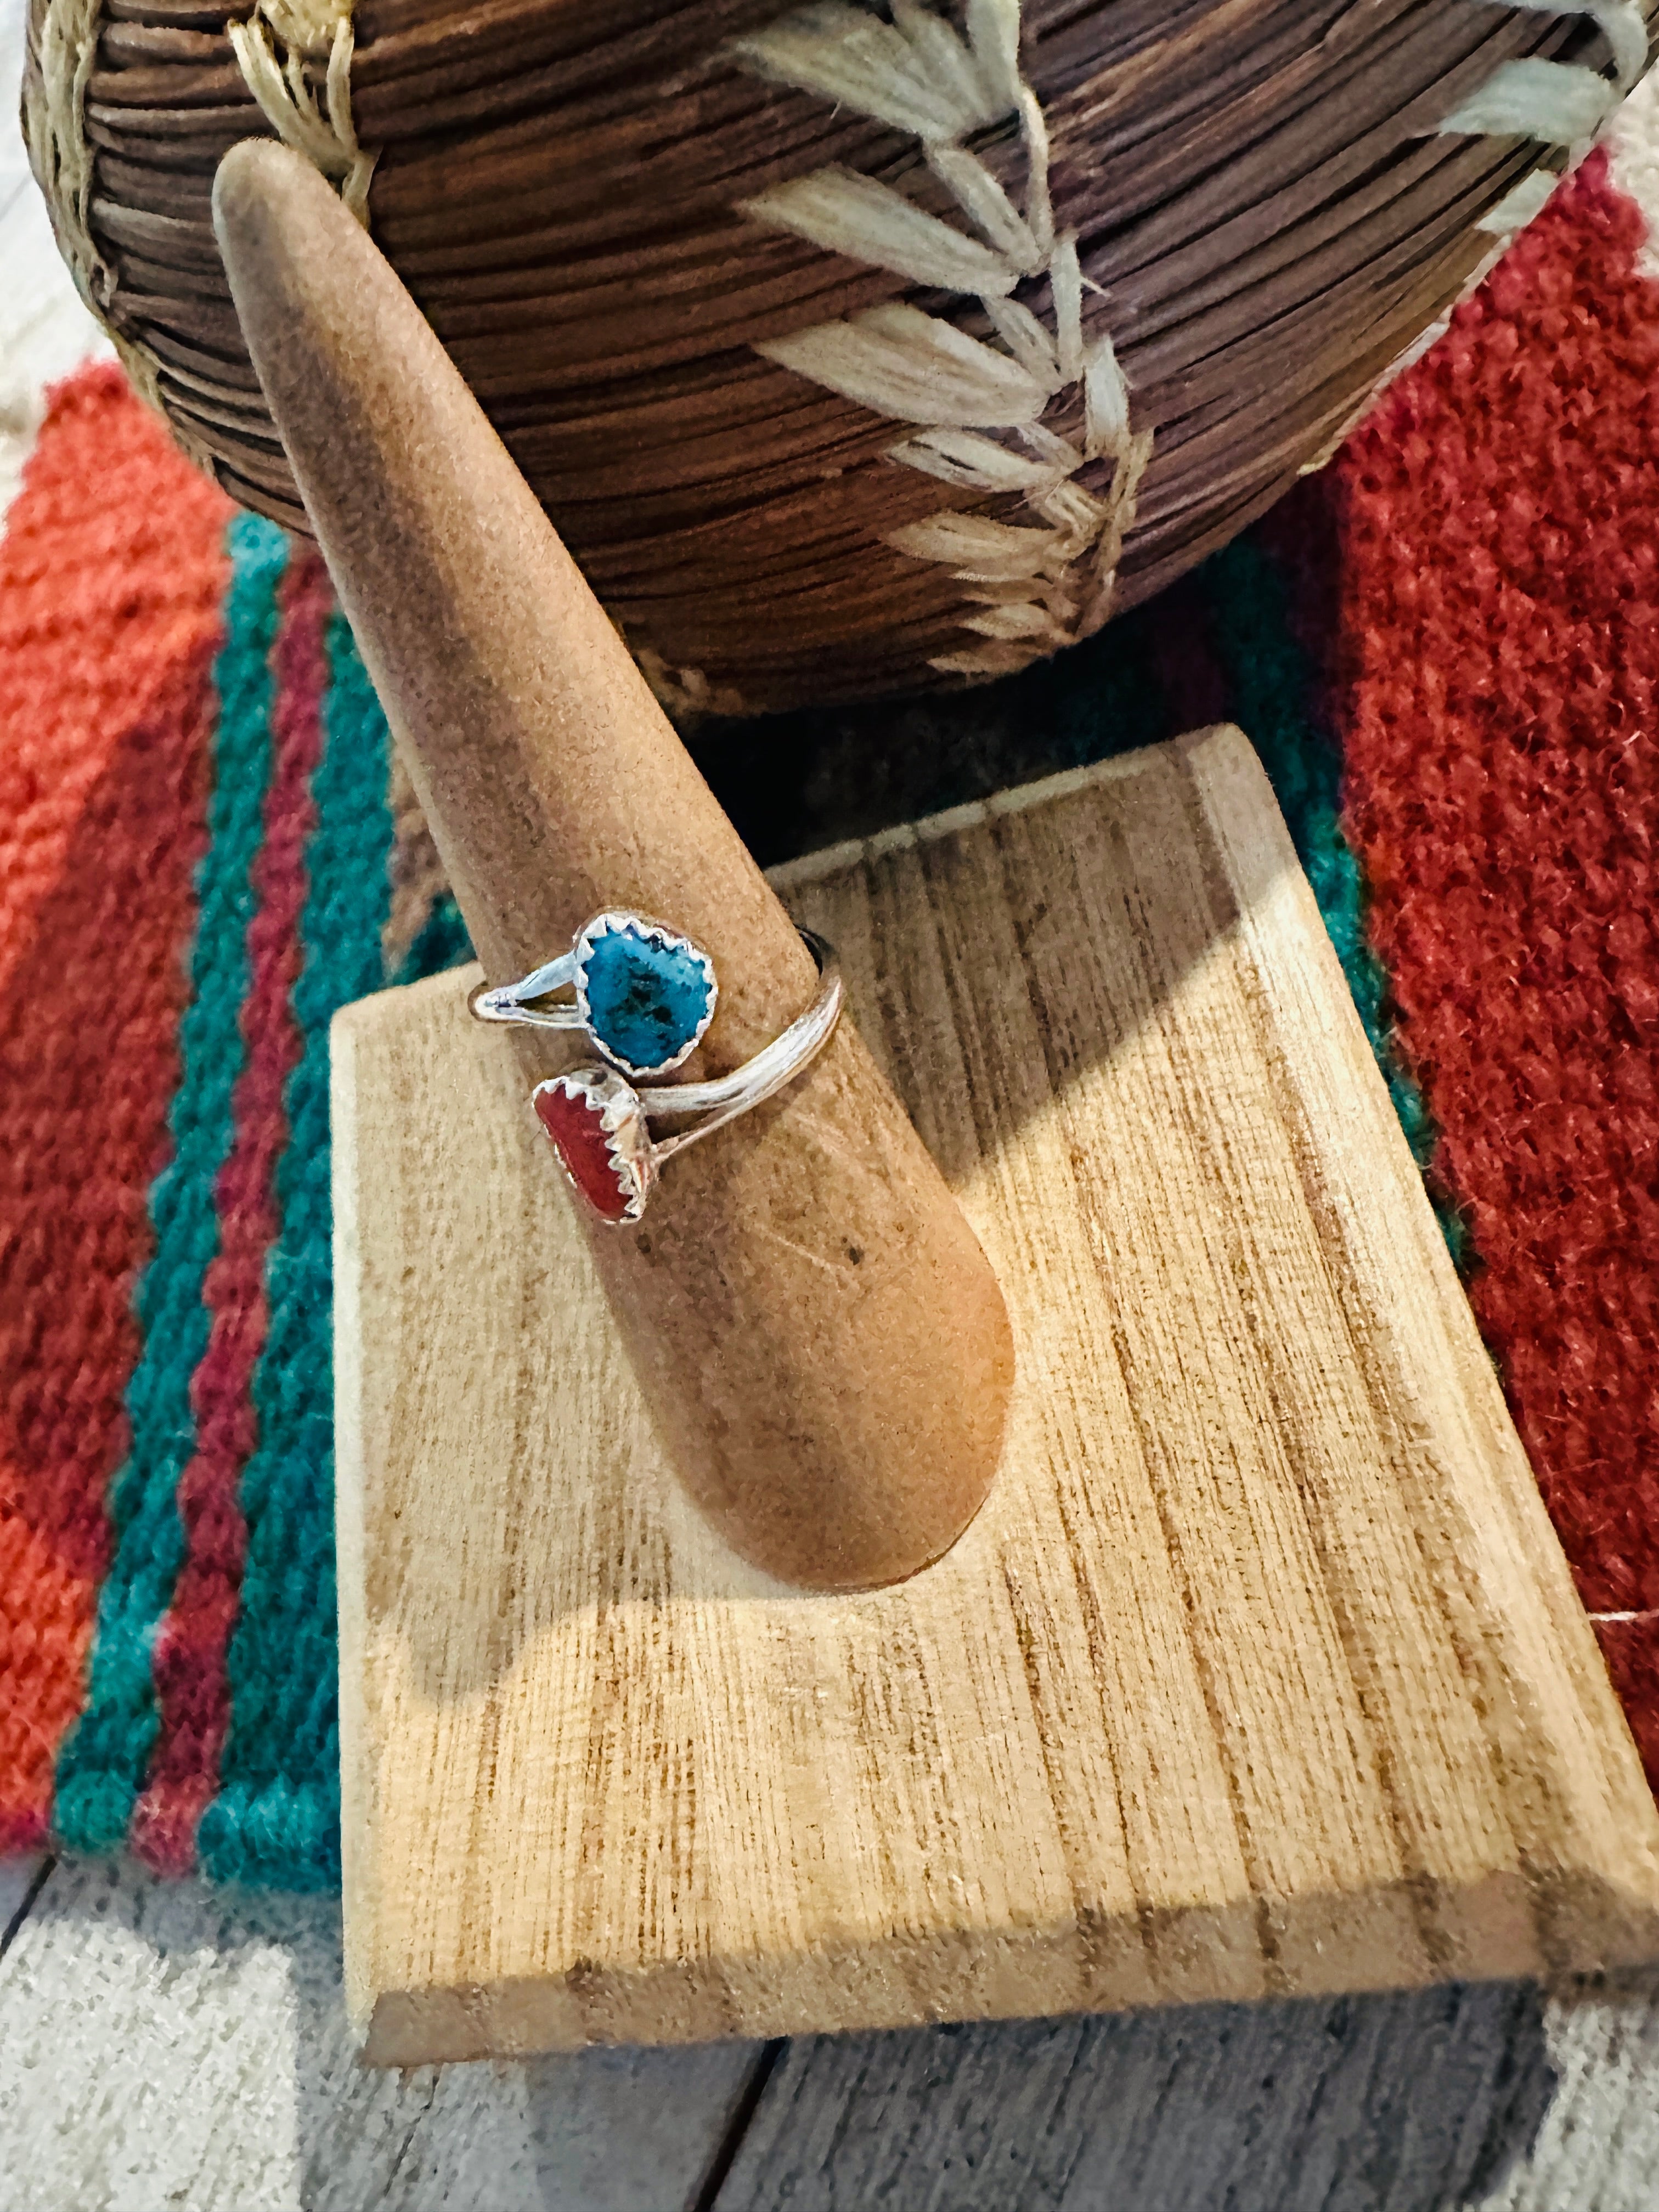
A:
<box><xmin>7</xmin><ymin>10</ymin><xmax>1659</xmax><ymax>2205</ymax></box>
<box><xmin>0</xmin><ymin>1855</ymin><xmax>764</xmax><ymax>2211</ymax></box>
<box><xmin>5</xmin><ymin>1852</ymin><xmax>1659</xmax><ymax>2211</ymax></box>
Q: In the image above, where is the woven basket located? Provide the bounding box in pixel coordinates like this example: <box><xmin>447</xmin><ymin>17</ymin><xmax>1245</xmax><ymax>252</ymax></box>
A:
<box><xmin>23</xmin><ymin>1</ymin><xmax>1650</xmax><ymax>712</ymax></box>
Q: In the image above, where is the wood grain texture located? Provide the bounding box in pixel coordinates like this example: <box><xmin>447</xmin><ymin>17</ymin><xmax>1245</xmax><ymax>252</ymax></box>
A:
<box><xmin>0</xmin><ymin>1855</ymin><xmax>764</xmax><ymax>2212</ymax></box>
<box><xmin>716</xmin><ymin>1981</ymin><xmax>1562</xmax><ymax>2212</ymax></box>
<box><xmin>334</xmin><ymin>727</ymin><xmax>1659</xmax><ymax>2066</ymax></box>
<box><xmin>713</xmin><ymin>1967</ymin><xmax>1659</xmax><ymax>2212</ymax></box>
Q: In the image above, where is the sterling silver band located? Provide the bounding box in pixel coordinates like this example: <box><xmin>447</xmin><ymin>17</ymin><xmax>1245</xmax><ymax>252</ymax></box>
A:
<box><xmin>639</xmin><ymin>929</ymin><xmax>841</xmax><ymax>1166</ymax></box>
<box><xmin>469</xmin><ymin>954</ymin><xmax>584</xmax><ymax>1024</ymax></box>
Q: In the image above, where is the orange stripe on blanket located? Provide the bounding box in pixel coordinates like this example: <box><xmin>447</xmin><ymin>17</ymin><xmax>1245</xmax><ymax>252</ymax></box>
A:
<box><xmin>1330</xmin><ymin>154</ymin><xmax>1659</xmax><ymax>1780</ymax></box>
<box><xmin>0</xmin><ymin>365</ymin><xmax>232</xmax><ymax>1853</ymax></box>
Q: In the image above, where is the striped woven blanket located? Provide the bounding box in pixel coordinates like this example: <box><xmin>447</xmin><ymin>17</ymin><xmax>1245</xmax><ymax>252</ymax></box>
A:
<box><xmin>2</xmin><ymin>150</ymin><xmax>1657</xmax><ymax>1889</ymax></box>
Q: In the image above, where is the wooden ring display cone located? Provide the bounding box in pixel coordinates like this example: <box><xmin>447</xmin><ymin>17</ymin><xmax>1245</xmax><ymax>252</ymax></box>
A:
<box><xmin>212</xmin><ymin>139</ymin><xmax>1014</xmax><ymax>1595</ymax></box>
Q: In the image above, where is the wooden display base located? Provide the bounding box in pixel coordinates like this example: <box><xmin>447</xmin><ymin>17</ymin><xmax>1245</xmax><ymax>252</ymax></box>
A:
<box><xmin>334</xmin><ymin>729</ymin><xmax>1659</xmax><ymax>2066</ymax></box>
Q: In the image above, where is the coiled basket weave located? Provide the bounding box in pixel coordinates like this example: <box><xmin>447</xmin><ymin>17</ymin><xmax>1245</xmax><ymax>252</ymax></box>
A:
<box><xmin>24</xmin><ymin>0</ymin><xmax>1654</xmax><ymax>710</ymax></box>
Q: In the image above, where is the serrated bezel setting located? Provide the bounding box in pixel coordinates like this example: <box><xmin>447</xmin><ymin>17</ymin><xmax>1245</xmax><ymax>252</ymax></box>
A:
<box><xmin>572</xmin><ymin>910</ymin><xmax>719</xmax><ymax>1080</ymax></box>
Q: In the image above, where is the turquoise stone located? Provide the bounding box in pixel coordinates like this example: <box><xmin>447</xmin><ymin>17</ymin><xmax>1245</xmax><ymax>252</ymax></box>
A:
<box><xmin>582</xmin><ymin>923</ymin><xmax>713</xmax><ymax>1073</ymax></box>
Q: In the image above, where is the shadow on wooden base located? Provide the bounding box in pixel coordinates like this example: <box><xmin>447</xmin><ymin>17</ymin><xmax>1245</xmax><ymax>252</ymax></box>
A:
<box><xmin>332</xmin><ymin>729</ymin><xmax>1659</xmax><ymax>2065</ymax></box>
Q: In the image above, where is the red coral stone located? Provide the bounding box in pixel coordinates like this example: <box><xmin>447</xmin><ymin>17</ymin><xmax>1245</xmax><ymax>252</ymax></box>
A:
<box><xmin>534</xmin><ymin>1080</ymin><xmax>634</xmax><ymax>1222</ymax></box>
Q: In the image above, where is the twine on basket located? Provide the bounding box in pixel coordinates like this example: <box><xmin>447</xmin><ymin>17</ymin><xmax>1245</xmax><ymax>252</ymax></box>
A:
<box><xmin>730</xmin><ymin>0</ymin><xmax>1152</xmax><ymax>680</ymax></box>
<box><xmin>22</xmin><ymin>0</ymin><xmax>378</xmax><ymax>467</ymax></box>
<box><xmin>1302</xmin><ymin>0</ymin><xmax>1651</xmax><ymax>472</ymax></box>
<box><xmin>1441</xmin><ymin>0</ymin><xmax>1646</xmax><ymax>142</ymax></box>
<box><xmin>20</xmin><ymin>0</ymin><xmax>213</xmax><ymax>465</ymax></box>
<box><xmin>724</xmin><ymin>0</ymin><xmax>1650</xmax><ymax>680</ymax></box>
<box><xmin>226</xmin><ymin>0</ymin><xmax>376</xmax><ymax>228</ymax></box>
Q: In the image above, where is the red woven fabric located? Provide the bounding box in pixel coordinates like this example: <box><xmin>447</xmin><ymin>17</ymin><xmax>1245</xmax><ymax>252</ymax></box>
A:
<box><xmin>0</xmin><ymin>366</ymin><xmax>232</xmax><ymax>1852</ymax></box>
<box><xmin>1333</xmin><ymin>154</ymin><xmax>1659</xmax><ymax>1775</ymax></box>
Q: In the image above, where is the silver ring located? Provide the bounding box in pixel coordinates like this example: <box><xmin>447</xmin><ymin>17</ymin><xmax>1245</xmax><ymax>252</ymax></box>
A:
<box><xmin>470</xmin><ymin>911</ymin><xmax>842</xmax><ymax>1224</ymax></box>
